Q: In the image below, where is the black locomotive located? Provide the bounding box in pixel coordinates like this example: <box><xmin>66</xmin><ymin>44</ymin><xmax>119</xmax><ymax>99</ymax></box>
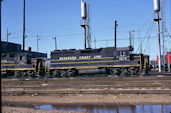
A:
<box><xmin>1</xmin><ymin>41</ymin><xmax>47</xmax><ymax>78</ymax></box>
<box><xmin>49</xmin><ymin>46</ymin><xmax>149</xmax><ymax>77</ymax></box>
<box><xmin>1</xmin><ymin>41</ymin><xmax>150</xmax><ymax>78</ymax></box>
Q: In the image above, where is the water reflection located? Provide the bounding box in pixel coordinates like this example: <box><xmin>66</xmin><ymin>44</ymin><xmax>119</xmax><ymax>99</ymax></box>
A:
<box><xmin>34</xmin><ymin>104</ymin><xmax>171</xmax><ymax>113</ymax></box>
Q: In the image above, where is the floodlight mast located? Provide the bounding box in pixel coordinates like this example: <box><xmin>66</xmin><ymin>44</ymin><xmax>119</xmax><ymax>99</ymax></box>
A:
<box><xmin>153</xmin><ymin>0</ymin><xmax>162</xmax><ymax>72</ymax></box>
<box><xmin>81</xmin><ymin>0</ymin><xmax>87</xmax><ymax>49</ymax></box>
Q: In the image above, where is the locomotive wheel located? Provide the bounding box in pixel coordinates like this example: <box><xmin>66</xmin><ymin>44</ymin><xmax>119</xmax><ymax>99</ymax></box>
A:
<box><xmin>129</xmin><ymin>70</ymin><xmax>134</xmax><ymax>75</ymax></box>
<box><xmin>27</xmin><ymin>71</ymin><xmax>34</xmax><ymax>78</ymax></box>
<box><xmin>60</xmin><ymin>70</ymin><xmax>67</xmax><ymax>77</ymax></box>
<box><xmin>134</xmin><ymin>68</ymin><xmax>140</xmax><ymax>75</ymax></box>
<box><xmin>109</xmin><ymin>69</ymin><xmax>114</xmax><ymax>75</ymax></box>
<box><xmin>21</xmin><ymin>71</ymin><xmax>27</xmax><ymax>78</ymax></box>
<box><xmin>14</xmin><ymin>71</ymin><xmax>20</xmax><ymax>78</ymax></box>
<box><xmin>66</xmin><ymin>70</ymin><xmax>76</xmax><ymax>77</ymax></box>
<box><xmin>52</xmin><ymin>70</ymin><xmax>61</xmax><ymax>77</ymax></box>
<box><xmin>120</xmin><ymin>68</ymin><xmax>129</xmax><ymax>76</ymax></box>
<box><xmin>52</xmin><ymin>70</ymin><xmax>57</xmax><ymax>77</ymax></box>
<box><xmin>110</xmin><ymin>69</ymin><xmax>117</xmax><ymax>75</ymax></box>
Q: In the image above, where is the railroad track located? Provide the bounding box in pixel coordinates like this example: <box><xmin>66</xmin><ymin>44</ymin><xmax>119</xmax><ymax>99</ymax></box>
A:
<box><xmin>2</xmin><ymin>76</ymin><xmax>171</xmax><ymax>96</ymax></box>
<box><xmin>2</xmin><ymin>87</ymin><xmax>171</xmax><ymax>96</ymax></box>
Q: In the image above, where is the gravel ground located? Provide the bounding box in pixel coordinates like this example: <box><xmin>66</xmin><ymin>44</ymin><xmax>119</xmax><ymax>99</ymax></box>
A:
<box><xmin>2</xmin><ymin>107</ymin><xmax>85</xmax><ymax>113</ymax></box>
<box><xmin>2</xmin><ymin>75</ymin><xmax>171</xmax><ymax>113</ymax></box>
<box><xmin>2</xmin><ymin>94</ymin><xmax>171</xmax><ymax>106</ymax></box>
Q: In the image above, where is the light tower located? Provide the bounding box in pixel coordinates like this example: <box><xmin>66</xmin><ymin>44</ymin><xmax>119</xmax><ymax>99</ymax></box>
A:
<box><xmin>86</xmin><ymin>1</ymin><xmax>91</xmax><ymax>48</ymax></box>
<box><xmin>81</xmin><ymin>0</ymin><xmax>91</xmax><ymax>49</ymax></box>
<box><xmin>81</xmin><ymin>0</ymin><xmax>87</xmax><ymax>49</ymax></box>
<box><xmin>153</xmin><ymin>0</ymin><xmax>162</xmax><ymax>72</ymax></box>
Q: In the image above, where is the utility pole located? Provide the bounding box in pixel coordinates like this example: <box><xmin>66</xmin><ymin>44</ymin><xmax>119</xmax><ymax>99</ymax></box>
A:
<box><xmin>114</xmin><ymin>20</ymin><xmax>117</xmax><ymax>48</ymax></box>
<box><xmin>153</xmin><ymin>0</ymin><xmax>162</xmax><ymax>72</ymax></box>
<box><xmin>106</xmin><ymin>40</ymin><xmax>108</xmax><ymax>47</ymax></box>
<box><xmin>94</xmin><ymin>37</ymin><xmax>96</xmax><ymax>49</ymax></box>
<box><xmin>53</xmin><ymin>37</ymin><xmax>57</xmax><ymax>50</ymax></box>
<box><xmin>129</xmin><ymin>31</ymin><xmax>132</xmax><ymax>47</ymax></box>
<box><xmin>132</xmin><ymin>30</ymin><xmax>134</xmax><ymax>51</ymax></box>
<box><xmin>37</xmin><ymin>35</ymin><xmax>40</xmax><ymax>52</ymax></box>
<box><xmin>0</xmin><ymin>0</ymin><xmax>2</xmax><ymax>44</ymax></box>
<box><xmin>7</xmin><ymin>28</ymin><xmax>11</xmax><ymax>43</ymax></box>
<box><xmin>138</xmin><ymin>30</ymin><xmax>142</xmax><ymax>53</ymax></box>
<box><xmin>129</xmin><ymin>31</ymin><xmax>134</xmax><ymax>52</ymax></box>
<box><xmin>0</xmin><ymin>0</ymin><xmax>2</xmax><ymax>51</ymax></box>
<box><xmin>6</xmin><ymin>28</ymin><xmax>11</xmax><ymax>52</ymax></box>
<box><xmin>23</xmin><ymin>0</ymin><xmax>26</xmax><ymax>51</ymax></box>
<box><xmin>0</xmin><ymin>1</ymin><xmax>2</xmax><ymax>113</ymax></box>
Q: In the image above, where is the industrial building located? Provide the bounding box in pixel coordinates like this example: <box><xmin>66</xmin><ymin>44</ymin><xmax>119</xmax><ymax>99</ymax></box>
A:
<box><xmin>1</xmin><ymin>41</ymin><xmax>47</xmax><ymax>58</ymax></box>
<box><xmin>1</xmin><ymin>41</ymin><xmax>21</xmax><ymax>53</ymax></box>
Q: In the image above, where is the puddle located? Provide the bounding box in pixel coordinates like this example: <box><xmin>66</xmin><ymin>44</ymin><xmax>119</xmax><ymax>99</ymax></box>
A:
<box><xmin>34</xmin><ymin>104</ymin><xmax>171</xmax><ymax>113</ymax></box>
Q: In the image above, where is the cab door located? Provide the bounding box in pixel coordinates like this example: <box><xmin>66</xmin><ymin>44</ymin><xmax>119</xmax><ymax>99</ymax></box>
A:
<box><xmin>35</xmin><ymin>59</ymin><xmax>46</xmax><ymax>77</ymax></box>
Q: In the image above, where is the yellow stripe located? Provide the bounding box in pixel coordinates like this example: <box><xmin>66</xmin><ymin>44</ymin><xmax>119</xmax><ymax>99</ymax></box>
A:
<box><xmin>1</xmin><ymin>60</ymin><xmax>36</xmax><ymax>64</ymax></box>
<box><xmin>51</xmin><ymin>57</ymin><xmax>113</xmax><ymax>61</ymax></box>
<box><xmin>32</xmin><ymin>60</ymin><xmax>36</xmax><ymax>62</ymax></box>
<box><xmin>51</xmin><ymin>60</ymin><xmax>119</xmax><ymax>65</ymax></box>
<box><xmin>51</xmin><ymin>60</ymin><xmax>140</xmax><ymax>65</ymax></box>
<box><xmin>1</xmin><ymin>68</ymin><xmax>34</xmax><ymax>71</ymax></box>
<box><xmin>1</xmin><ymin>64</ymin><xmax>16</xmax><ymax>66</ymax></box>
<box><xmin>1</xmin><ymin>61</ymin><xmax>15</xmax><ymax>63</ymax></box>
<box><xmin>50</xmin><ymin>64</ymin><xmax>140</xmax><ymax>70</ymax></box>
<box><xmin>2</xmin><ymin>63</ymin><xmax>36</xmax><ymax>67</ymax></box>
<box><xmin>109</xmin><ymin>64</ymin><xmax>140</xmax><ymax>68</ymax></box>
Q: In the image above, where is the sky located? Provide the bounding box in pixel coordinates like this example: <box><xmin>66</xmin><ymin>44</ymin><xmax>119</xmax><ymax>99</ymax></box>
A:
<box><xmin>1</xmin><ymin>0</ymin><xmax>171</xmax><ymax>59</ymax></box>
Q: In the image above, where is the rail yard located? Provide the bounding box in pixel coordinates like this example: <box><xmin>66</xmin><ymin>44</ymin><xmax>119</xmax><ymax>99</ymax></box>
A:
<box><xmin>2</xmin><ymin>72</ymin><xmax>171</xmax><ymax>113</ymax></box>
<box><xmin>1</xmin><ymin>0</ymin><xmax>171</xmax><ymax>113</ymax></box>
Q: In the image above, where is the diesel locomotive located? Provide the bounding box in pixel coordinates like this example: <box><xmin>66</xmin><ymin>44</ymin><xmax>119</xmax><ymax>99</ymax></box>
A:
<box><xmin>1</xmin><ymin>41</ymin><xmax>47</xmax><ymax>78</ymax></box>
<box><xmin>49</xmin><ymin>46</ymin><xmax>150</xmax><ymax>77</ymax></box>
<box><xmin>1</xmin><ymin>41</ymin><xmax>150</xmax><ymax>78</ymax></box>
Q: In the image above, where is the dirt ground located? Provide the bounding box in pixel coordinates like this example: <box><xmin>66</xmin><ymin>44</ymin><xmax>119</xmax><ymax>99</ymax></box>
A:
<box><xmin>2</xmin><ymin>107</ymin><xmax>85</xmax><ymax>113</ymax></box>
<box><xmin>2</xmin><ymin>75</ymin><xmax>171</xmax><ymax>113</ymax></box>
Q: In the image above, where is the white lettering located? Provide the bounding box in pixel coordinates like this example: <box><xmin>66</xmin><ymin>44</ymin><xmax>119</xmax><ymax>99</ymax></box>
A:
<box><xmin>59</xmin><ymin>55</ymin><xmax>103</xmax><ymax>60</ymax></box>
<box><xmin>59</xmin><ymin>56</ymin><xmax>76</xmax><ymax>60</ymax></box>
<box><xmin>94</xmin><ymin>55</ymin><xmax>101</xmax><ymax>58</ymax></box>
<box><xmin>79</xmin><ymin>56</ymin><xmax>91</xmax><ymax>59</ymax></box>
<box><xmin>119</xmin><ymin>56</ymin><xmax>127</xmax><ymax>61</ymax></box>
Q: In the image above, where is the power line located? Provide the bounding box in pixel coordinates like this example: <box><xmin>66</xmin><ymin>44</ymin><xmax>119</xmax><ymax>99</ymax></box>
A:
<box><xmin>135</xmin><ymin>21</ymin><xmax>155</xmax><ymax>53</ymax></box>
